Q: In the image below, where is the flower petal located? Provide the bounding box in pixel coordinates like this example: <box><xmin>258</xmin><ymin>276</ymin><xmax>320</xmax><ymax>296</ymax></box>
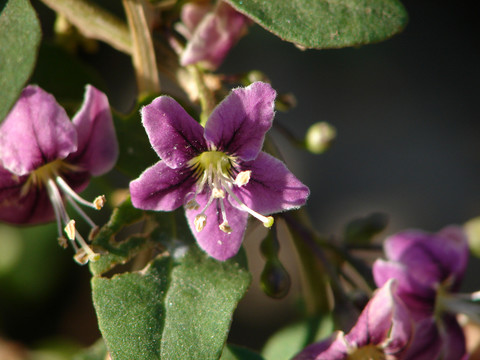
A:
<box><xmin>441</xmin><ymin>314</ymin><xmax>467</xmax><ymax>360</ymax></box>
<box><xmin>141</xmin><ymin>96</ymin><xmax>207</xmax><ymax>168</ymax></box>
<box><xmin>372</xmin><ymin>259</ymin><xmax>435</xmax><ymax>319</ymax></box>
<box><xmin>347</xmin><ymin>280</ymin><xmax>412</xmax><ymax>352</ymax></box>
<box><xmin>0</xmin><ymin>167</ymin><xmax>54</xmax><ymax>224</ymax></box>
<box><xmin>293</xmin><ymin>332</ymin><xmax>347</xmax><ymax>360</ymax></box>
<box><xmin>384</xmin><ymin>226</ymin><xmax>469</xmax><ymax>288</ymax></box>
<box><xmin>69</xmin><ymin>85</ymin><xmax>118</xmax><ymax>176</ymax></box>
<box><xmin>0</xmin><ymin>86</ymin><xmax>77</xmax><ymax>176</ymax></box>
<box><xmin>130</xmin><ymin>161</ymin><xmax>195</xmax><ymax>211</ymax></box>
<box><xmin>185</xmin><ymin>192</ymin><xmax>248</xmax><ymax>261</ymax></box>
<box><xmin>402</xmin><ymin>318</ymin><xmax>443</xmax><ymax>360</ymax></box>
<box><xmin>204</xmin><ymin>82</ymin><xmax>276</xmax><ymax>161</ymax></box>
<box><xmin>232</xmin><ymin>152</ymin><xmax>309</xmax><ymax>214</ymax></box>
<box><xmin>180</xmin><ymin>1</ymin><xmax>249</xmax><ymax>69</ymax></box>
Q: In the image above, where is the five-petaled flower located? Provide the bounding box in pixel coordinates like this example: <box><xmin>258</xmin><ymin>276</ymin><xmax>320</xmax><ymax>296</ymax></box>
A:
<box><xmin>129</xmin><ymin>81</ymin><xmax>309</xmax><ymax>260</ymax></box>
<box><xmin>0</xmin><ymin>85</ymin><xmax>118</xmax><ymax>264</ymax></box>
<box><xmin>373</xmin><ymin>226</ymin><xmax>470</xmax><ymax>360</ymax></box>
<box><xmin>176</xmin><ymin>0</ymin><xmax>251</xmax><ymax>70</ymax></box>
<box><xmin>294</xmin><ymin>279</ymin><xmax>413</xmax><ymax>360</ymax></box>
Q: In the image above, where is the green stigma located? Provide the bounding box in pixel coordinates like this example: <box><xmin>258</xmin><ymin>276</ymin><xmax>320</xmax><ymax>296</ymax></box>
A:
<box><xmin>346</xmin><ymin>345</ymin><xmax>386</xmax><ymax>360</ymax></box>
<box><xmin>189</xmin><ymin>150</ymin><xmax>233</xmax><ymax>178</ymax></box>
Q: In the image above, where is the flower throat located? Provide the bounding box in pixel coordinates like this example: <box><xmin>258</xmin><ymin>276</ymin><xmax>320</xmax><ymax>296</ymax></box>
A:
<box><xmin>186</xmin><ymin>149</ymin><xmax>274</xmax><ymax>234</ymax></box>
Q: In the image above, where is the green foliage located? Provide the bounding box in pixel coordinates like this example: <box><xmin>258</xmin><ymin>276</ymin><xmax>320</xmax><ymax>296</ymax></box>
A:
<box><xmin>220</xmin><ymin>345</ymin><xmax>265</xmax><ymax>360</ymax></box>
<box><xmin>262</xmin><ymin>316</ymin><xmax>334</xmax><ymax>360</ymax></box>
<box><xmin>225</xmin><ymin>0</ymin><xmax>408</xmax><ymax>49</ymax></box>
<box><xmin>344</xmin><ymin>212</ymin><xmax>388</xmax><ymax>246</ymax></box>
<box><xmin>91</xmin><ymin>207</ymin><xmax>251</xmax><ymax>360</ymax></box>
<box><xmin>0</xmin><ymin>0</ymin><xmax>41</xmax><ymax>122</ymax></box>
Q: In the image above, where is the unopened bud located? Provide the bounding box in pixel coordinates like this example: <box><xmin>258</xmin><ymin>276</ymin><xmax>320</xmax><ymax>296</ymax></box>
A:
<box><xmin>260</xmin><ymin>260</ymin><xmax>291</xmax><ymax>299</ymax></box>
<box><xmin>305</xmin><ymin>122</ymin><xmax>336</xmax><ymax>154</ymax></box>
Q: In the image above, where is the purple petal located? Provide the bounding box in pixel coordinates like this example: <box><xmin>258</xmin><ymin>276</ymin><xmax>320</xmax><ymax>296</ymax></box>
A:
<box><xmin>204</xmin><ymin>82</ymin><xmax>276</xmax><ymax>161</ymax></box>
<box><xmin>384</xmin><ymin>226</ymin><xmax>469</xmax><ymax>288</ymax></box>
<box><xmin>402</xmin><ymin>318</ymin><xmax>443</xmax><ymax>360</ymax></box>
<box><xmin>130</xmin><ymin>161</ymin><xmax>195</xmax><ymax>211</ymax></box>
<box><xmin>372</xmin><ymin>259</ymin><xmax>436</xmax><ymax>319</ymax></box>
<box><xmin>0</xmin><ymin>86</ymin><xmax>77</xmax><ymax>176</ymax></box>
<box><xmin>346</xmin><ymin>280</ymin><xmax>411</xmax><ymax>349</ymax></box>
<box><xmin>178</xmin><ymin>2</ymin><xmax>212</xmax><ymax>36</ymax></box>
<box><xmin>232</xmin><ymin>152</ymin><xmax>309</xmax><ymax>214</ymax></box>
<box><xmin>0</xmin><ymin>167</ymin><xmax>54</xmax><ymax>224</ymax></box>
<box><xmin>184</xmin><ymin>192</ymin><xmax>248</xmax><ymax>261</ymax></box>
<box><xmin>141</xmin><ymin>96</ymin><xmax>206</xmax><ymax>168</ymax></box>
<box><xmin>293</xmin><ymin>332</ymin><xmax>347</xmax><ymax>360</ymax></box>
<box><xmin>69</xmin><ymin>85</ymin><xmax>118</xmax><ymax>176</ymax></box>
<box><xmin>180</xmin><ymin>1</ymin><xmax>249</xmax><ymax>69</ymax></box>
<box><xmin>440</xmin><ymin>314</ymin><xmax>467</xmax><ymax>360</ymax></box>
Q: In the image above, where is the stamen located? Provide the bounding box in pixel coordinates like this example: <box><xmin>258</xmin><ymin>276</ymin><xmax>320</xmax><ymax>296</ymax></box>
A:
<box><xmin>218</xmin><ymin>197</ymin><xmax>232</xmax><ymax>234</ymax></box>
<box><xmin>194</xmin><ymin>214</ymin><xmax>207</xmax><ymax>232</ymax></box>
<box><xmin>65</xmin><ymin>219</ymin><xmax>76</xmax><ymax>240</ymax></box>
<box><xmin>55</xmin><ymin>176</ymin><xmax>105</xmax><ymax>210</ymax></box>
<box><xmin>219</xmin><ymin>221</ymin><xmax>232</xmax><ymax>234</ymax></box>
<box><xmin>220</xmin><ymin>178</ymin><xmax>275</xmax><ymax>228</ymax></box>
<box><xmin>65</xmin><ymin>194</ymin><xmax>97</xmax><ymax>228</ymax></box>
<box><xmin>234</xmin><ymin>170</ymin><xmax>251</xmax><ymax>187</ymax></box>
<box><xmin>212</xmin><ymin>188</ymin><xmax>225</xmax><ymax>198</ymax></box>
<box><xmin>93</xmin><ymin>195</ymin><xmax>106</xmax><ymax>209</ymax></box>
<box><xmin>73</xmin><ymin>230</ymin><xmax>100</xmax><ymax>263</ymax></box>
<box><xmin>186</xmin><ymin>198</ymin><xmax>200</xmax><ymax>210</ymax></box>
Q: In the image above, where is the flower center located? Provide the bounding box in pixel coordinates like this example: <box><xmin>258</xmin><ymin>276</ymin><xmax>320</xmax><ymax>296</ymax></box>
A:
<box><xmin>187</xmin><ymin>149</ymin><xmax>273</xmax><ymax>234</ymax></box>
<box><xmin>20</xmin><ymin>159</ymin><xmax>104</xmax><ymax>265</ymax></box>
<box><xmin>346</xmin><ymin>344</ymin><xmax>386</xmax><ymax>360</ymax></box>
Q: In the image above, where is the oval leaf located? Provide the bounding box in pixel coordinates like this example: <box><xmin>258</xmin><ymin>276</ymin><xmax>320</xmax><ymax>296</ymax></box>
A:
<box><xmin>225</xmin><ymin>0</ymin><xmax>408</xmax><ymax>49</ymax></box>
<box><xmin>0</xmin><ymin>0</ymin><xmax>41</xmax><ymax>122</ymax></box>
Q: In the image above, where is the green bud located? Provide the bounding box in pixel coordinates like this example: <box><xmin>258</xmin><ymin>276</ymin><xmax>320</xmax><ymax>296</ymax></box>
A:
<box><xmin>305</xmin><ymin>122</ymin><xmax>336</xmax><ymax>154</ymax></box>
<box><xmin>344</xmin><ymin>212</ymin><xmax>388</xmax><ymax>246</ymax></box>
<box><xmin>260</xmin><ymin>260</ymin><xmax>291</xmax><ymax>299</ymax></box>
<box><xmin>464</xmin><ymin>217</ymin><xmax>480</xmax><ymax>257</ymax></box>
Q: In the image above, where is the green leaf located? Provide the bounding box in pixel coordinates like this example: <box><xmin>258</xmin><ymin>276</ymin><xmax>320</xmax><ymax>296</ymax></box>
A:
<box><xmin>73</xmin><ymin>339</ymin><xmax>108</xmax><ymax>360</ymax></box>
<box><xmin>262</xmin><ymin>316</ymin><xmax>334</xmax><ymax>360</ymax></box>
<box><xmin>92</xmin><ymin>256</ymin><xmax>171</xmax><ymax>360</ymax></box>
<box><xmin>160</xmin><ymin>248</ymin><xmax>251</xmax><ymax>359</ymax></box>
<box><xmin>0</xmin><ymin>0</ymin><xmax>41</xmax><ymax>122</ymax></box>
<box><xmin>225</xmin><ymin>0</ymin><xmax>408</xmax><ymax>49</ymax></box>
<box><xmin>92</xmin><ymin>232</ymin><xmax>251</xmax><ymax>360</ymax></box>
<box><xmin>89</xmin><ymin>197</ymin><xmax>146</xmax><ymax>276</ymax></box>
<box><xmin>220</xmin><ymin>344</ymin><xmax>265</xmax><ymax>360</ymax></box>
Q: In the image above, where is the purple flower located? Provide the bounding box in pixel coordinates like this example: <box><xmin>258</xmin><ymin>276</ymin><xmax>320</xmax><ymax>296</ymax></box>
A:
<box><xmin>0</xmin><ymin>85</ymin><xmax>118</xmax><ymax>264</ymax></box>
<box><xmin>177</xmin><ymin>0</ymin><xmax>251</xmax><ymax>70</ymax></box>
<box><xmin>294</xmin><ymin>279</ymin><xmax>413</xmax><ymax>360</ymax></box>
<box><xmin>129</xmin><ymin>82</ymin><xmax>309</xmax><ymax>261</ymax></box>
<box><xmin>373</xmin><ymin>226</ymin><xmax>469</xmax><ymax>359</ymax></box>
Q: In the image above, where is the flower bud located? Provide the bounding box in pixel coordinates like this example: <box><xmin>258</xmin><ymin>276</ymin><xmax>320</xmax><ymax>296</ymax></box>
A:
<box><xmin>305</xmin><ymin>122</ymin><xmax>336</xmax><ymax>154</ymax></box>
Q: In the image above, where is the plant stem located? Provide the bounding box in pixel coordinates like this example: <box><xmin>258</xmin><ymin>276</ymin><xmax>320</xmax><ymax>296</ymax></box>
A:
<box><xmin>122</xmin><ymin>0</ymin><xmax>161</xmax><ymax>94</ymax></box>
<box><xmin>189</xmin><ymin>65</ymin><xmax>216</xmax><ymax>126</ymax></box>
<box><xmin>40</xmin><ymin>0</ymin><xmax>132</xmax><ymax>55</ymax></box>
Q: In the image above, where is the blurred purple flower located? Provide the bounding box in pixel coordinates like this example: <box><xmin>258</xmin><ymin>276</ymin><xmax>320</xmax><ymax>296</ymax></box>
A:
<box><xmin>0</xmin><ymin>85</ymin><xmax>118</xmax><ymax>264</ymax></box>
<box><xmin>373</xmin><ymin>226</ymin><xmax>469</xmax><ymax>360</ymax></box>
<box><xmin>294</xmin><ymin>279</ymin><xmax>413</xmax><ymax>360</ymax></box>
<box><xmin>177</xmin><ymin>0</ymin><xmax>251</xmax><ymax>70</ymax></box>
<box><xmin>129</xmin><ymin>82</ymin><xmax>309</xmax><ymax>261</ymax></box>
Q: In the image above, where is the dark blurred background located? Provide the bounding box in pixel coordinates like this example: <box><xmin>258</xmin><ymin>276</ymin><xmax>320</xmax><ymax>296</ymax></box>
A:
<box><xmin>1</xmin><ymin>0</ymin><xmax>479</xmax><ymax>356</ymax></box>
